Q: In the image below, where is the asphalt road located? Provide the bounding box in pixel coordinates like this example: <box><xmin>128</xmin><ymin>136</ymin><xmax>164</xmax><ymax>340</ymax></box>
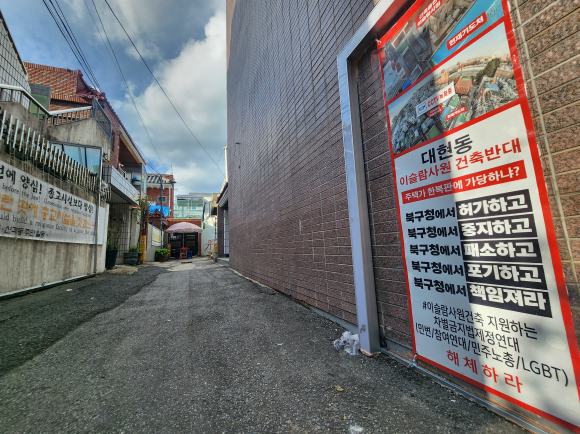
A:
<box><xmin>0</xmin><ymin>259</ymin><xmax>526</xmax><ymax>433</ymax></box>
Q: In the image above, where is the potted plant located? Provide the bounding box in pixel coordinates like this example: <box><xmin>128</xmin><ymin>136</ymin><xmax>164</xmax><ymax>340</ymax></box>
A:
<box><xmin>125</xmin><ymin>245</ymin><xmax>141</xmax><ymax>265</ymax></box>
<box><xmin>106</xmin><ymin>227</ymin><xmax>121</xmax><ymax>269</ymax></box>
<box><xmin>155</xmin><ymin>248</ymin><xmax>169</xmax><ymax>262</ymax></box>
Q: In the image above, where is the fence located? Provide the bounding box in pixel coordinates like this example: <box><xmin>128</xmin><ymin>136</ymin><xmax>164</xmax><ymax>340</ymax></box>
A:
<box><xmin>0</xmin><ymin>108</ymin><xmax>110</xmax><ymax>200</ymax></box>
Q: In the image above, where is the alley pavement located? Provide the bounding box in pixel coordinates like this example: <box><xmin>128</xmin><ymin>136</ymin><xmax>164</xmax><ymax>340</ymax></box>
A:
<box><xmin>0</xmin><ymin>258</ymin><xmax>526</xmax><ymax>433</ymax></box>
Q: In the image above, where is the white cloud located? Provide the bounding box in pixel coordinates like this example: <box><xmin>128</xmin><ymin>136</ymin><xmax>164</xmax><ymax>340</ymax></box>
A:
<box><xmin>114</xmin><ymin>9</ymin><xmax>227</xmax><ymax>194</ymax></box>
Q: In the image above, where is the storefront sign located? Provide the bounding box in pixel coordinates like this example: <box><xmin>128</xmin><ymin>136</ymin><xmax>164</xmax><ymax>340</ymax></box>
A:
<box><xmin>0</xmin><ymin>161</ymin><xmax>105</xmax><ymax>244</ymax></box>
<box><xmin>378</xmin><ymin>0</ymin><xmax>580</xmax><ymax>430</ymax></box>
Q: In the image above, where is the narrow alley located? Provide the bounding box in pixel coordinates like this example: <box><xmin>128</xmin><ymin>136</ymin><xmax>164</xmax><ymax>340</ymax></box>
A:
<box><xmin>0</xmin><ymin>259</ymin><xmax>525</xmax><ymax>433</ymax></box>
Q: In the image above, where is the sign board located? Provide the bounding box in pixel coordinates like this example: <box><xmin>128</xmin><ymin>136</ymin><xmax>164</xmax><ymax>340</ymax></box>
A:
<box><xmin>152</xmin><ymin>227</ymin><xmax>161</xmax><ymax>246</ymax></box>
<box><xmin>377</xmin><ymin>0</ymin><xmax>580</xmax><ymax>431</ymax></box>
<box><xmin>0</xmin><ymin>161</ymin><xmax>105</xmax><ymax>244</ymax></box>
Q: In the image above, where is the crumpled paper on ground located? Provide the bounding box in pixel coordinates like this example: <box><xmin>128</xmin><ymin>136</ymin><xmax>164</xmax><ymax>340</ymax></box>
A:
<box><xmin>333</xmin><ymin>331</ymin><xmax>360</xmax><ymax>355</ymax></box>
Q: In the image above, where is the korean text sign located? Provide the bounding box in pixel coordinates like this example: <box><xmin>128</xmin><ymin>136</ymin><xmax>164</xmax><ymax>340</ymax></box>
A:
<box><xmin>0</xmin><ymin>161</ymin><xmax>105</xmax><ymax>244</ymax></box>
<box><xmin>377</xmin><ymin>0</ymin><xmax>580</xmax><ymax>430</ymax></box>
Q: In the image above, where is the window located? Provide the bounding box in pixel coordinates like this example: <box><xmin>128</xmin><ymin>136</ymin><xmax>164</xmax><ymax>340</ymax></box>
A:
<box><xmin>158</xmin><ymin>196</ymin><xmax>167</xmax><ymax>203</ymax></box>
<box><xmin>64</xmin><ymin>145</ymin><xmax>86</xmax><ymax>167</ymax></box>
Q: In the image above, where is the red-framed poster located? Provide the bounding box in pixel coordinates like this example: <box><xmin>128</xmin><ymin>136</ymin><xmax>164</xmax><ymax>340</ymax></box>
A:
<box><xmin>377</xmin><ymin>0</ymin><xmax>580</xmax><ymax>431</ymax></box>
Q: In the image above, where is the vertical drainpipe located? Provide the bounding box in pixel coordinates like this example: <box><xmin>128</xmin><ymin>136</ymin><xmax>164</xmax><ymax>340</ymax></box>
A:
<box><xmin>93</xmin><ymin>147</ymin><xmax>103</xmax><ymax>274</ymax></box>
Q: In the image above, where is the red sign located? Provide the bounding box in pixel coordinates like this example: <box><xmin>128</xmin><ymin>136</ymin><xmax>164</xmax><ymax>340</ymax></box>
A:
<box><xmin>416</xmin><ymin>0</ymin><xmax>442</xmax><ymax>28</ymax></box>
<box><xmin>447</xmin><ymin>12</ymin><xmax>488</xmax><ymax>49</ymax></box>
<box><xmin>428</xmin><ymin>106</ymin><xmax>444</xmax><ymax>118</ymax></box>
<box><xmin>401</xmin><ymin>160</ymin><xmax>526</xmax><ymax>204</ymax></box>
<box><xmin>445</xmin><ymin>106</ymin><xmax>467</xmax><ymax>121</ymax></box>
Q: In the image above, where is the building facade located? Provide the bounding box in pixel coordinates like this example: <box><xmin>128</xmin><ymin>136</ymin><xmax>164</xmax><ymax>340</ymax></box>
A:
<box><xmin>25</xmin><ymin>63</ymin><xmax>147</xmax><ymax>263</ymax></box>
<box><xmin>227</xmin><ymin>0</ymin><xmax>580</xmax><ymax>431</ymax></box>
<box><xmin>0</xmin><ymin>11</ymin><xmax>109</xmax><ymax>293</ymax></box>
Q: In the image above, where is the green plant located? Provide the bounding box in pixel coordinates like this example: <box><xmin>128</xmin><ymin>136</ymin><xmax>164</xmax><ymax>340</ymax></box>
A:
<box><xmin>129</xmin><ymin>245</ymin><xmax>141</xmax><ymax>253</ymax></box>
<box><xmin>155</xmin><ymin>248</ymin><xmax>169</xmax><ymax>256</ymax></box>
<box><xmin>106</xmin><ymin>226</ymin><xmax>121</xmax><ymax>250</ymax></box>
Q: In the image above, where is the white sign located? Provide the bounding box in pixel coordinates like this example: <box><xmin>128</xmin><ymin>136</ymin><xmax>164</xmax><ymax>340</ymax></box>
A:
<box><xmin>0</xmin><ymin>161</ymin><xmax>105</xmax><ymax>244</ymax></box>
<box><xmin>416</xmin><ymin>82</ymin><xmax>456</xmax><ymax>117</ymax></box>
<box><xmin>152</xmin><ymin>227</ymin><xmax>161</xmax><ymax>246</ymax></box>
<box><xmin>394</xmin><ymin>104</ymin><xmax>580</xmax><ymax>428</ymax></box>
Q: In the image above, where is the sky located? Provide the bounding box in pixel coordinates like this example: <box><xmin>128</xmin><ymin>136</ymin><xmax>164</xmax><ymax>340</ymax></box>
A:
<box><xmin>0</xmin><ymin>0</ymin><xmax>227</xmax><ymax>196</ymax></box>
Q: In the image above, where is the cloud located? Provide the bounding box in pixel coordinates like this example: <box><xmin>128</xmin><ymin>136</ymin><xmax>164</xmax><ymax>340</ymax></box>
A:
<box><xmin>113</xmin><ymin>9</ymin><xmax>227</xmax><ymax>194</ymax></box>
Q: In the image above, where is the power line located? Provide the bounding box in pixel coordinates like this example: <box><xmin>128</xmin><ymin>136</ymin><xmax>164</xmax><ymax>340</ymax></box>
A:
<box><xmin>42</xmin><ymin>0</ymin><xmax>101</xmax><ymax>90</ymax></box>
<box><xmin>87</xmin><ymin>0</ymin><xmax>170</xmax><ymax>171</ymax></box>
<box><xmin>84</xmin><ymin>1</ymin><xmax>205</xmax><ymax>196</ymax></box>
<box><xmin>100</xmin><ymin>0</ymin><xmax>225</xmax><ymax>177</ymax></box>
<box><xmin>50</xmin><ymin>0</ymin><xmax>101</xmax><ymax>90</ymax></box>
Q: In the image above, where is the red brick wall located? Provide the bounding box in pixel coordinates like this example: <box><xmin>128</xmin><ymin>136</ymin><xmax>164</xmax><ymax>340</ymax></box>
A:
<box><xmin>147</xmin><ymin>186</ymin><xmax>174</xmax><ymax>217</ymax></box>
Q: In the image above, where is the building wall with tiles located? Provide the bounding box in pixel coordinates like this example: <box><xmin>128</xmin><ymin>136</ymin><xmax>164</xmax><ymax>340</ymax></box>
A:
<box><xmin>227</xmin><ymin>0</ymin><xmax>377</xmax><ymax>325</ymax></box>
<box><xmin>509</xmin><ymin>0</ymin><xmax>580</xmax><ymax>349</ymax></box>
<box><xmin>228</xmin><ymin>0</ymin><xmax>580</xmax><ymax>346</ymax></box>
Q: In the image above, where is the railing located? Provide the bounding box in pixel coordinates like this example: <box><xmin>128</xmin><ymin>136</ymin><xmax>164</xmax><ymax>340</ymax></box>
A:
<box><xmin>0</xmin><ymin>84</ymin><xmax>48</xmax><ymax>118</ymax></box>
<box><xmin>0</xmin><ymin>108</ymin><xmax>109</xmax><ymax>200</ymax></box>
<box><xmin>48</xmin><ymin>106</ymin><xmax>92</xmax><ymax>126</ymax></box>
<box><xmin>92</xmin><ymin>97</ymin><xmax>112</xmax><ymax>139</ymax></box>
<box><xmin>0</xmin><ymin>84</ymin><xmax>112</xmax><ymax>139</ymax></box>
<box><xmin>102</xmin><ymin>164</ymin><xmax>139</xmax><ymax>203</ymax></box>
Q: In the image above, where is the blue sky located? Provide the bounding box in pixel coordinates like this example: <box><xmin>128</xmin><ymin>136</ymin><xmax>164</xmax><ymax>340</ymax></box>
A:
<box><xmin>1</xmin><ymin>0</ymin><xmax>227</xmax><ymax>195</ymax></box>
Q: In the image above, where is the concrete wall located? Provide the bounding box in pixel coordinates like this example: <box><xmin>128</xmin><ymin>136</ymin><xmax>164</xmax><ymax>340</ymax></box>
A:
<box><xmin>0</xmin><ymin>103</ymin><xmax>108</xmax><ymax>295</ymax></box>
<box><xmin>0</xmin><ymin>231</ymin><xmax>107</xmax><ymax>295</ymax></box>
<box><xmin>201</xmin><ymin>215</ymin><xmax>217</xmax><ymax>256</ymax></box>
<box><xmin>50</xmin><ymin>117</ymin><xmax>112</xmax><ymax>152</ymax></box>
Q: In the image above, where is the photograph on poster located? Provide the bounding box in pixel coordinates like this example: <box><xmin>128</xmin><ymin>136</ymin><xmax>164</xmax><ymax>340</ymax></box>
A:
<box><xmin>378</xmin><ymin>0</ymin><xmax>504</xmax><ymax>105</ymax></box>
<box><xmin>388</xmin><ymin>24</ymin><xmax>518</xmax><ymax>155</ymax></box>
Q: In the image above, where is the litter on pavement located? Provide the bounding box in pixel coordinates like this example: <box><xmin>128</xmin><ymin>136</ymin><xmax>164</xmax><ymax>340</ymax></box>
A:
<box><xmin>333</xmin><ymin>331</ymin><xmax>360</xmax><ymax>355</ymax></box>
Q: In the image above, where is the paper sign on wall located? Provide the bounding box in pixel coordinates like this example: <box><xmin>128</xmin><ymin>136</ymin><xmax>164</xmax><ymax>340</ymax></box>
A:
<box><xmin>0</xmin><ymin>160</ymin><xmax>105</xmax><ymax>245</ymax></box>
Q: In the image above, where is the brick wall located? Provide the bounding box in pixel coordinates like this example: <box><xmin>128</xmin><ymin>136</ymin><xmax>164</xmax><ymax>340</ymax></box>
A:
<box><xmin>355</xmin><ymin>0</ymin><xmax>580</xmax><ymax>349</ymax></box>
<box><xmin>227</xmin><ymin>0</ymin><xmax>375</xmax><ymax>325</ymax></box>
<box><xmin>217</xmin><ymin>206</ymin><xmax>224</xmax><ymax>258</ymax></box>
<box><xmin>228</xmin><ymin>0</ymin><xmax>580</xmax><ymax>345</ymax></box>
<box><xmin>508</xmin><ymin>0</ymin><xmax>580</xmax><ymax>348</ymax></box>
<box><xmin>146</xmin><ymin>186</ymin><xmax>174</xmax><ymax>217</ymax></box>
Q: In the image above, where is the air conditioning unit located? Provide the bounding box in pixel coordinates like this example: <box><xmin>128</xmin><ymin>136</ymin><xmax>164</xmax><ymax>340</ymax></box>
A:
<box><xmin>103</xmin><ymin>150</ymin><xmax>110</xmax><ymax>162</ymax></box>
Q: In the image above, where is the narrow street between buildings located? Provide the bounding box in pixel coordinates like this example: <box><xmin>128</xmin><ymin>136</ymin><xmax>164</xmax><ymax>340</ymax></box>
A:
<box><xmin>0</xmin><ymin>258</ymin><xmax>526</xmax><ymax>433</ymax></box>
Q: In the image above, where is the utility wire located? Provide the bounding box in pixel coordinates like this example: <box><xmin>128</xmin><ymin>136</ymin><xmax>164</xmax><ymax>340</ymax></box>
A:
<box><xmin>87</xmin><ymin>0</ymin><xmax>170</xmax><ymax>171</ymax></box>
<box><xmin>85</xmin><ymin>0</ymin><xmax>205</xmax><ymax>196</ymax></box>
<box><xmin>101</xmin><ymin>0</ymin><xmax>225</xmax><ymax>177</ymax></box>
<box><xmin>50</xmin><ymin>0</ymin><xmax>101</xmax><ymax>90</ymax></box>
<box><xmin>42</xmin><ymin>0</ymin><xmax>101</xmax><ymax>90</ymax></box>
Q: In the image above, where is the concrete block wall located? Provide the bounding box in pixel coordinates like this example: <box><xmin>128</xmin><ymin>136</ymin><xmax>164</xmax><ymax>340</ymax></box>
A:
<box><xmin>227</xmin><ymin>0</ymin><xmax>377</xmax><ymax>325</ymax></box>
